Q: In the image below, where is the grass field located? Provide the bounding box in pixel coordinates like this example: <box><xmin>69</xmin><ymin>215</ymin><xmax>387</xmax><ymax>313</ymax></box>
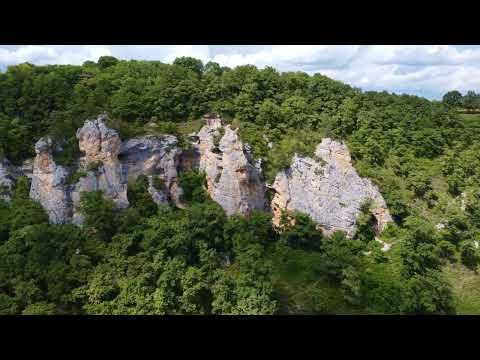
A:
<box><xmin>269</xmin><ymin>247</ymin><xmax>362</xmax><ymax>314</ymax></box>
<box><xmin>458</xmin><ymin>112</ymin><xmax>480</xmax><ymax>129</ymax></box>
<box><xmin>443</xmin><ymin>261</ymin><xmax>480</xmax><ymax>314</ymax></box>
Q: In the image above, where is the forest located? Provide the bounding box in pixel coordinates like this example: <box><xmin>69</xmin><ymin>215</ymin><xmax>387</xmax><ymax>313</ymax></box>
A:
<box><xmin>1</xmin><ymin>56</ymin><xmax>480</xmax><ymax>315</ymax></box>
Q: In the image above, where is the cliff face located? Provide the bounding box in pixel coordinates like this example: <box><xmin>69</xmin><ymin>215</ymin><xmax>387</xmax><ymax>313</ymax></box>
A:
<box><xmin>71</xmin><ymin>115</ymin><xmax>129</xmax><ymax>224</ymax></box>
<box><xmin>119</xmin><ymin>136</ymin><xmax>183</xmax><ymax>207</ymax></box>
<box><xmin>0</xmin><ymin>159</ymin><xmax>15</xmax><ymax>201</ymax></box>
<box><xmin>24</xmin><ymin>113</ymin><xmax>392</xmax><ymax>238</ymax></box>
<box><xmin>195</xmin><ymin>116</ymin><xmax>268</xmax><ymax>216</ymax></box>
<box><xmin>29</xmin><ymin>138</ymin><xmax>71</xmax><ymax>224</ymax></box>
<box><xmin>27</xmin><ymin>114</ymin><xmax>185</xmax><ymax>225</ymax></box>
<box><xmin>271</xmin><ymin>138</ymin><xmax>392</xmax><ymax>238</ymax></box>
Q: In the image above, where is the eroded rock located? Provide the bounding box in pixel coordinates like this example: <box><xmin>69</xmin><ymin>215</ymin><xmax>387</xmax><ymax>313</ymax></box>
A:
<box><xmin>0</xmin><ymin>159</ymin><xmax>15</xmax><ymax>201</ymax></box>
<box><xmin>29</xmin><ymin>138</ymin><xmax>71</xmax><ymax>224</ymax></box>
<box><xmin>119</xmin><ymin>136</ymin><xmax>183</xmax><ymax>207</ymax></box>
<box><xmin>71</xmin><ymin>115</ymin><xmax>129</xmax><ymax>224</ymax></box>
<box><xmin>271</xmin><ymin>138</ymin><xmax>392</xmax><ymax>238</ymax></box>
<box><xmin>196</xmin><ymin>116</ymin><xmax>268</xmax><ymax>215</ymax></box>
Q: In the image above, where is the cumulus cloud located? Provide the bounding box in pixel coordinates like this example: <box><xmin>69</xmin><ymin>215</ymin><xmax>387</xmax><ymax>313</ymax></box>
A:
<box><xmin>0</xmin><ymin>45</ymin><xmax>112</xmax><ymax>67</ymax></box>
<box><xmin>1</xmin><ymin>45</ymin><xmax>480</xmax><ymax>99</ymax></box>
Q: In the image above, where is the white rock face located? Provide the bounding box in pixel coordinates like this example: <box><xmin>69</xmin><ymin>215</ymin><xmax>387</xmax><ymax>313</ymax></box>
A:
<box><xmin>29</xmin><ymin>138</ymin><xmax>71</xmax><ymax>224</ymax></box>
<box><xmin>24</xmin><ymin>114</ymin><xmax>392</xmax><ymax>240</ymax></box>
<box><xmin>0</xmin><ymin>159</ymin><xmax>15</xmax><ymax>201</ymax></box>
<box><xmin>271</xmin><ymin>138</ymin><xmax>392</xmax><ymax>238</ymax></box>
<box><xmin>119</xmin><ymin>136</ymin><xmax>183</xmax><ymax>207</ymax></box>
<box><xmin>196</xmin><ymin>116</ymin><xmax>267</xmax><ymax>215</ymax></box>
<box><xmin>72</xmin><ymin>115</ymin><xmax>129</xmax><ymax>224</ymax></box>
<box><xmin>28</xmin><ymin>114</ymin><xmax>189</xmax><ymax>225</ymax></box>
<box><xmin>19</xmin><ymin>158</ymin><xmax>34</xmax><ymax>180</ymax></box>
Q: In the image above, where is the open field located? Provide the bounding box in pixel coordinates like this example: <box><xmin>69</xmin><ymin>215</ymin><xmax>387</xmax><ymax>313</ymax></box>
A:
<box><xmin>443</xmin><ymin>262</ymin><xmax>480</xmax><ymax>314</ymax></box>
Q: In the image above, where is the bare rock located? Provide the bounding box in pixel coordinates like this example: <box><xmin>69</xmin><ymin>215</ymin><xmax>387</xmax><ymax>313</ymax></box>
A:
<box><xmin>196</xmin><ymin>116</ymin><xmax>267</xmax><ymax>215</ymax></box>
<box><xmin>29</xmin><ymin>138</ymin><xmax>71</xmax><ymax>224</ymax></box>
<box><xmin>19</xmin><ymin>158</ymin><xmax>35</xmax><ymax>180</ymax></box>
<box><xmin>76</xmin><ymin>113</ymin><xmax>122</xmax><ymax>164</ymax></box>
<box><xmin>0</xmin><ymin>159</ymin><xmax>15</xmax><ymax>201</ymax></box>
<box><xmin>72</xmin><ymin>115</ymin><xmax>129</xmax><ymax>224</ymax></box>
<box><xmin>271</xmin><ymin>138</ymin><xmax>392</xmax><ymax>238</ymax></box>
<box><xmin>119</xmin><ymin>136</ymin><xmax>183</xmax><ymax>207</ymax></box>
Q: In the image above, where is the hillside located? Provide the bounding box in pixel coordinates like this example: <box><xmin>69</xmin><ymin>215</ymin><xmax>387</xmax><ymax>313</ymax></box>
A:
<box><xmin>0</xmin><ymin>56</ymin><xmax>479</xmax><ymax>315</ymax></box>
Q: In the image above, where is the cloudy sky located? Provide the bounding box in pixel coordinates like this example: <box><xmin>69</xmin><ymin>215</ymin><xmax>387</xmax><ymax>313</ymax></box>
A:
<box><xmin>1</xmin><ymin>45</ymin><xmax>479</xmax><ymax>100</ymax></box>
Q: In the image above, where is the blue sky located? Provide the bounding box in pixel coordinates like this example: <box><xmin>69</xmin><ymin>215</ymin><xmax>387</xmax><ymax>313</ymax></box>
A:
<box><xmin>1</xmin><ymin>45</ymin><xmax>479</xmax><ymax>100</ymax></box>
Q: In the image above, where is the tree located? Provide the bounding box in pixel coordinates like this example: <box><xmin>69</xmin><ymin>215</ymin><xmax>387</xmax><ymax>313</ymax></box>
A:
<box><xmin>279</xmin><ymin>211</ymin><xmax>323</xmax><ymax>251</ymax></box>
<box><xmin>442</xmin><ymin>90</ymin><xmax>462</xmax><ymax>108</ymax></box>
<box><xmin>127</xmin><ymin>175</ymin><xmax>158</xmax><ymax>217</ymax></box>
<box><xmin>173</xmin><ymin>57</ymin><xmax>204</xmax><ymax>76</ymax></box>
<box><xmin>97</xmin><ymin>56</ymin><xmax>119</xmax><ymax>70</ymax></box>
<box><xmin>463</xmin><ymin>90</ymin><xmax>479</xmax><ymax>111</ymax></box>
<box><xmin>178</xmin><ymin>170</ymin><xmax>208</xmax><ymax>204</ymax></box>
<box><xmin>399</xmin><ymin>216</ymin><xmax>441</xmax><ymax>277</ymax></box>
<box><xmin>22</xmin><ymin>302</ymin><xmax>57</xmax><ymax>315</ymax></box>
<box><xmin>319</xmin><ymin>231</ymin><xmax>365</xmax><ymax>283</ymax></box>
<box><xmin>401</xmin><ymin>270</ymin><xmax>456</xmax><ymax>314</ymax></box>
<box><xmin>78</xmin><ymin>190</ymin><xmax>118</xmax><ymax>242</ymax></box>
<box><xmin>460</xmin><ymin>241</ymin><xmax>479</xmax><ymax>270</ymax></box>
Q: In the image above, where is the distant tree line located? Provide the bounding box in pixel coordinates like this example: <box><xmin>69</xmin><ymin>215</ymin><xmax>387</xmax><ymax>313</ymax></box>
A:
<box><xmin>442</xmin><ymin>90</ymin><xmax>480</xmax><ymax>111</ymax></box>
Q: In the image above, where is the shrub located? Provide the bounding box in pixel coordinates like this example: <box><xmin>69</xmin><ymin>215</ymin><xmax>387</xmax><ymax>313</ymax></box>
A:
<box><xmin>178</xmin><ymin>170</ymin><xmax>208</xmax><ymax>204</ymax></box>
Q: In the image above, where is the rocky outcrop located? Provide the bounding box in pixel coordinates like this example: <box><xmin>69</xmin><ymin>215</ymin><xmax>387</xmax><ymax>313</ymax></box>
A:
<box><xmin>24</xmin><ymin>113</ymin><xmax>392</xmax><ymax>239</ymax></box>
<box><xmin>29</xmin><ymin>138</ymin><xmax>71</xmax><ymax>224</ymax></box>
<box><xmin>271</xmin><ymin>138</ymin><xmax>392</xmax><ymax>238</ymax></box>
<box><xmin>119</xmin><ymin>136</ymin><xmax>183</xmax><ymax>207</ymax></box>
<box><xmin>0</xmin><ymin>159</ymin><xmax>15</xmax><ymax>201</ymax></box>
<box><xmin>71</xmin><ymin>115</ymin><xmax>129</xmax><ymax>224</ymax></box>
<box><xmin>19</xmin><ymin>158</ymin><xmax>34</xmax><ymax>180</ymax></box>
<box><xmin>195</xmin><ymin>116</ymin><xmax>268</xmax><ymax>216</ymax></box>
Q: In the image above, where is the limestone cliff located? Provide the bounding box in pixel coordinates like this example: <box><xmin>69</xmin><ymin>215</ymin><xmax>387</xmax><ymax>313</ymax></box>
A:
<box><xmin>119</xmin><ymin>136</ymin><xmax>183</xmax><ymax>207</ymax></box>
<box><xmin>195</xmin><ymin>116</ymin><xmax>268</xmax><ymax>216</ymax></box>
<box><xmin>0</xmin><ymin>159</ymin><xmax>15</xmax><ymax>201</ymax></box>
<box><xmin>271</xmin><ymin>138</ymin><xmax>392</xmax><ymax>238</ymax></box>
<box><xmin>24</xmin><ymin>113</ymin><xmax>392</xmax><ymax>238</ymax></box>
<box><xmin>71</xmin><ymin>114</ymin><xmax>129</xmax><ymax>224</ymax></box>
<box><xmin>29</xmin><ymin>138</ymin><xmax>71</xmax><ymax>224</ymax></box>
<box><xmin>28</xmin><ymin>114</ymin><xmax>186</xmax><ymax>225</ymax></box>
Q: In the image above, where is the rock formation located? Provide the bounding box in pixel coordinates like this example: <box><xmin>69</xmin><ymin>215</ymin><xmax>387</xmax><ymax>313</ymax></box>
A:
<box><xmin>195</xmin><ymin>115</ymin><xmax>268</xmax><ymax>216</ymax></box>
<box><xmin>29</xmin><ymin>138</ymin><xmax>71</xmax><ymax>224</ymax></box>
<box><xmin>71</xmin><ymin>115</ymin><xmax>128</xmax><ymax>224</ymax></box>
<box><xmin>0</xmin><ymin>159</ymin><xmax>15</xmax><ymax>201</ymax></box>
<box><xmin>24</xmin><ymin>113</ymin><xmax>392</xmax><ymax>239</ymax></box>
<box><xmin>271</xmin><ymin>138</ymin><xmax>392</xmax><ymax>238</ymax></box>
<box><xmin>119</xmin><ymin>136</ymin><xmax>183</xmax><ymax>207</ymax></box>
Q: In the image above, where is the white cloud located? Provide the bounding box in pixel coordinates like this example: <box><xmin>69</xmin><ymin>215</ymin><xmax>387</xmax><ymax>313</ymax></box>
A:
<box><xmin>1</xmin><ymin>45</ymin><xmax>480</xmax><ymax>99</ymax></box>
<box><xmin>272</xmin><ymin>45</ymin><xmax>361</xmax><ymax>70</ymax></box>
<box><xmin>211</xmin><ymin>50</ymin><xmax>273</xmax><ymax>69</ymax></box>
<box><xmin>0</xmin><ymin>45</ymin><xmax>112</xmax><ymax>67</ymax></box>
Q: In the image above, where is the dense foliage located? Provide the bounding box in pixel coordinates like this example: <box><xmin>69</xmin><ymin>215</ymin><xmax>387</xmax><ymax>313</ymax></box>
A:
<box><xmin>443</xmin><ymin>90</ymin><xmax>480</xmax><ymax>111</ymax></box>
<box><xmin>1</xmin><ymin>57</ymin><xmax>480</xmax><ymax>314</ymax></box>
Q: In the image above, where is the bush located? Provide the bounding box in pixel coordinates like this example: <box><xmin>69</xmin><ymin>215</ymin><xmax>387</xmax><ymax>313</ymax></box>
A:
<box><xmin>279</xmin><ymin>211</ymin><xmax>323</xmax><ymax>251</ymax></box>
<box><xmin>127</xmin><ymin>175</ymin><xmax>158</xmax><ymax>217</ymax></box>
<box><xmin>87</xmin><ymin>161</ymin><xmax>102</xmax><ymax>172</ymax></box>
<box><xmin>178</xmin><ymin>170</ymin><xmax>208</xmax><ymax>204</ymax></box>
<box><xmin>460</xmin><ymin>241</ymin><xmax>480</xmax><ymax>270</ymax></box>
<box><xmin>65</xmin><ymin>170</ymin><xmax>88</xmax><ymax>185</ymax></box>
<box><xmin>152</xmin><ymin>176</ymin><xmax>166</xmax><ymax>191</ymax></box>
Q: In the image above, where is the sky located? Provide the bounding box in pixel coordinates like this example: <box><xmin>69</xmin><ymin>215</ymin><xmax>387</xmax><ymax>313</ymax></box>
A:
<box><xmin>0</xmin><ymin>45</ymin><xmax>479</xmax><ymax>100</ymax></box>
